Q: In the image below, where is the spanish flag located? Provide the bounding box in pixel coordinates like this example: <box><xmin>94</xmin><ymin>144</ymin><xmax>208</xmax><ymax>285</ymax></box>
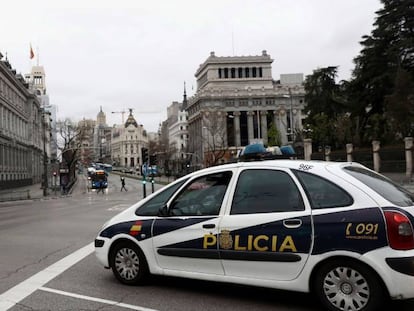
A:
<box><xmin>30</xmin><ymin>44</ymin><xmax>34</xmax><ymax>59</ymax></box>
<box><xmin>129</xmin><ymin>221</ymin><xmax>142</xmax><ymax>236</ymax></box>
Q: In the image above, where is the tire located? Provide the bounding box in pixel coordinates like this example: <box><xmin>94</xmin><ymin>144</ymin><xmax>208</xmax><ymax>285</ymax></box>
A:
<box><xmin>109</xmin><ymin>241</ymin><xmax>149</xmax><ymax>285</ymax></box>
<box><xmin>313</xmin><ymin>260</ymin><xmax>386</xmax><ymax>311</ymax></box>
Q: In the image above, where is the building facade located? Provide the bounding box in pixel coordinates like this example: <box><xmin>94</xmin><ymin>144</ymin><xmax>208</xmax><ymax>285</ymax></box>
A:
<box><xmin>24</xmin><ymin>65</ymin><xmax>57</xmax><ymax>161</ymax></box>
<box><xmin>94</xmin><ymin>107</ymin><xmax>112</xmax><ymax>164</ymax></box>
<box><xmin>111</xmin><ymin>109</ymin><xmax>148</xmax><ymax>169</ymax></box>
<box><xmin>0</xmin><ymin>52</ymin><xmax>44</xmax><ymax>189</ymax></box>
<box><xmin>186</xmin><ymin>51</ymin><xmax>306</xmax><ymax>164</ymax></box>
<box><xmin>167</xmin><ymin>98</ymin><xmax>189</xmax><ymax>172</ymax></box>
<box><xmin>77</xmin><ymin>118</ymin><xmax>96</xmax><ymax>166</ymax></box>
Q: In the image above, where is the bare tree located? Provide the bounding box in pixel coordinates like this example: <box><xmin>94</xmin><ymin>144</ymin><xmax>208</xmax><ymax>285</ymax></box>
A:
<box><xmin>57</xmin><ymin>118</ymin><xmax>94</xmax><ymax>183</ymax></box>
<box><xmin>203</xmin><ymin>111</ymin><xmax>229</xmax><ymax>166</ymax></box>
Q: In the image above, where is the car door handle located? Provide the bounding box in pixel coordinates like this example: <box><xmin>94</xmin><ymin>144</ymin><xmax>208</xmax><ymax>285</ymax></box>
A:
<box><xmin>203</xmin><ymin>224</ymin><xmax>216</xmax><ymax>229</ymax></box>
<box><xmin>283</xmin><ymin>219</ymin><xmax>302</xmax><ymax>229</ymax></box>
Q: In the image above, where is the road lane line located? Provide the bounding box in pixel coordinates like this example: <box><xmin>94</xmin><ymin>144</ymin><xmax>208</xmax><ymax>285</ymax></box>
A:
<box><xmin>39</xmin><ymin>287</ymin><xmax>159</xmax><ymax>311</ymax></box>
<box><xmin>0</xmin><ymin>242</ymin><xmax>94</xmax><ymax>310</ymax></box>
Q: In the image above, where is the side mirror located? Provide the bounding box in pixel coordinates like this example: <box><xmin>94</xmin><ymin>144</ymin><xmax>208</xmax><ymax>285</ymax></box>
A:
<box><xmin>158</xmin><ymin>204</ymin><xmax>169</xmax><ymax>217</ymax></box>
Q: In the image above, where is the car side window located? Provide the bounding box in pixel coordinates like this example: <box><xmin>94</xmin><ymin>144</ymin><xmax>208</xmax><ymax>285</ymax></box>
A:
<box><xmin>231</xmin><ymin>169</ymin><xmax>304</xmax><ymax>215</ymax></box>
<box><xmin>293</xmin><ymin>170</ymin><xmax>353</xmax><ymax>209</ymax></box>
<box><xmin>169</xmin><ymin>171</ymin><xmax>232</xmax><ymax>216</ymax></box>
<box><xmin>136</xmin><ymin>179</ymin><xmax>188</xmax><ymax>216</ymax></box>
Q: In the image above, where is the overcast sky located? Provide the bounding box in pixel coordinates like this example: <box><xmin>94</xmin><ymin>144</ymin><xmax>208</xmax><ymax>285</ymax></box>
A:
<box><xmin>2</xmin><ymin>0</ymin><xmax>381</xmax><ymax>132</ymax></box>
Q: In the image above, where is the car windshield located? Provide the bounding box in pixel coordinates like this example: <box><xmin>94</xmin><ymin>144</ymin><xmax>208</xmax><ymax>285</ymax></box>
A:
<box><xmin>343</xmin><ymin>166</ymin><xmax>414</xmax><ymax>207</ymax></box>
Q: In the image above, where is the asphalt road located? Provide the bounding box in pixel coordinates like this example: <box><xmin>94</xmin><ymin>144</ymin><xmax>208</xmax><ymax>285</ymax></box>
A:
<box><xmin>0</xmin><ymin>173</ymin><xmax>413</xmax><ymax>311</ymax></box>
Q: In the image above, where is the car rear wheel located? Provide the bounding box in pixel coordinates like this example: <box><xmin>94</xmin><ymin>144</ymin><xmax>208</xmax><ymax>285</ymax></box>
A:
<box><xmin>314</xmin><ymin>260</ymin><xmax>385</xmax><ymax>311</ymax></box>
<box><xmin>110</xmin><ymin>241</ymin><xmax>148</xmax><ymax>285</ymax></box>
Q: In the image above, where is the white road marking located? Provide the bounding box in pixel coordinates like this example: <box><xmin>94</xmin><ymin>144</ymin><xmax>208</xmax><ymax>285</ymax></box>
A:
<box><xmin>108</xmin><ymin>204</ymin><xmax>130</xmax><ymax>211</ymax></box>
<box><xmin>0</xmin><ymin>242</ymin><xmax>94</xmax><ymax>310</ymax></box>
<box><xmin>39</xmin><ymin>287</ymin><xmax>159</xmax><ymax>311</ymax></box>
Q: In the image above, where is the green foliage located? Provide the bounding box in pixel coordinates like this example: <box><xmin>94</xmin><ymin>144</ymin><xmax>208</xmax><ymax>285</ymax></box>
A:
<box><xmin>305</xmin><ymin>0</ymin><xmax>414</xmax><ymax>148</ymax></box>
<box><xmin>385</xmin><ymin>68</ymin><xmax>414</xmax><ymax>137</ymax></box>
<box><xmin>267</xmin><ymin>122</ymin><xmax>282</xmax><ymax>146</ymax></box>
<box><xmin>346</xmin><ymin>0</ymin><xmax>414</xmax><ymax>145</ymax></box>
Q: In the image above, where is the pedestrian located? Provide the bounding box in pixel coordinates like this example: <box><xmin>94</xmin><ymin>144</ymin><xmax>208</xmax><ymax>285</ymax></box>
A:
<box><xmin>96</xmin><ymin>181</ymin><xmax>104</xmax><ymax>194</ymax></box>
<box><xmin>120</xmin><ymin>177</ymin><xmax>128</xmax><ymax>191</ymax></box>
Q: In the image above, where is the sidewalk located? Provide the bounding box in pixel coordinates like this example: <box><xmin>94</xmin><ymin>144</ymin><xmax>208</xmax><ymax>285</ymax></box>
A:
<box><xmin>0</xmin><ymin>181</ymin><xmax>75</xmax><ymax>203</ymax></box>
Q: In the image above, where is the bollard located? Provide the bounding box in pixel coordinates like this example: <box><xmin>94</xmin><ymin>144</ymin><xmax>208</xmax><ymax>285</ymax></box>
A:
<box><xmin>303</xmin><ymin>138</ymin><xmax>312</xmax><ymax>161</ymax></box>
<box><xmin>346</xmin><ymin>143</ymin><xmax>353</xmax><ymax>162</ymax></box>
<box><xmin>151</xmin><ymin>176</ymin><xmax>154</xmax><ymax>193</ymax></box>
<box><xmin>372</xmin><ymin>140</ymin><xmax>381</xmax><ymax>173</ymax></box>
<box><xmin>142</xmin><ymin>176</ymin><xmax>147</xmax><ymax>198</ymax></box>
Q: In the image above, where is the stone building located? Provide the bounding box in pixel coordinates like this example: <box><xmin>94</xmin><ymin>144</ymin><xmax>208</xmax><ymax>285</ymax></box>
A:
<box><xmin>77</xmin><ymin>118</ymin><xmax>96</xmax><ymax>166</ymax></box>
<box><xmin>25</xmin><ymin>65</ymin><xmax>58</xmax><ymax>164</ymax></box>
<box><xmin>186</xmin><ymin>51</ymin><xmax>306</xmax><ymax>164</ymax></box>
<box><xmin>0</xmin><ymin>52</ymin><xmax>45</xmax><ymax>189</ymax></box>
<box><xmin>94</xmin><ymin>107</ymin><xmax>112</xmax><ymax>163</ymax></box>
<box><xmin>166</xmin><ymin>87</ymin><xmax>189</xmax><ymax>173</ymax></box>
<box><xmin>111</xmin><ymin>109</ymin><xmax>148</xmax><ymax>169</ymax></box>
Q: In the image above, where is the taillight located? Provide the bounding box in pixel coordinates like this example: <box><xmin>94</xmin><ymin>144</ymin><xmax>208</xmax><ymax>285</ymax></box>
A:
<box><xmin>384</xmin><ymin>211</ymin><xmax>414</xmax><ymax>250</ymax></box>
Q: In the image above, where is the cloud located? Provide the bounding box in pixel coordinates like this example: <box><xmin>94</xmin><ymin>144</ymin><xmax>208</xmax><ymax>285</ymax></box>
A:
<box><xmin>1</xmin><ymin>0</ymin><xmax>380</xmax><ymax>132</ymax></box>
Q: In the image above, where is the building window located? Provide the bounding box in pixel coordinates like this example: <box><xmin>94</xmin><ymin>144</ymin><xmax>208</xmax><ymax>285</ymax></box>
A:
<box><xmin>218</xmin><ymin>68</ymin><xmax>222</xmax><ymax>78</ymax></box>
<box><xmin>259</xmin><ymin>67</ymin><xmax>263</xmax><ymax>77</ymax></box>
<box><xmin>245</xmin><ymin>68</ymin><xmax>250</xmax><ymax>78</ymax></box>
<box><xmin>224</xmin><ymin>68</ymin><xmax>229</xmax><ymax>79</ymax></box>
<box><xmin>231</xmin><ymin>68</ymin><xmax>236</xmax><ymax>78</ymax></box>
<box><xmin>238</xmin><ymin>67</ymin><xmax>243</xmax><ymax>78</ymax></box>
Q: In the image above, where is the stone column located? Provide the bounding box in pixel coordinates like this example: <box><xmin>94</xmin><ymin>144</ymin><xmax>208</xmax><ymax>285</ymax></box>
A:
<box><xmin>405</xmin><ymin>137</ymin><xmax>413</xmax><ymax>180</ymax></box>
<box><xmin>247</xmin><ymin>111</ymin><xmax>254</xmax><ymax>144</ymax></box>
<box><xmin>304</xmin><ymin>139</ymin><xmax>312</xmax><ymax>161</ymax></box>
<box><xmin>234</xmin><ymin>111</ymin><xmax>241</xmax><ymax>148</ymax></box>
<box><xmin>346</xmin><ymin>143</ymin><xmax>353</xmax><ymax>162</ymax></box>
<box><xmin>260</xmin><ymin>111</ymin><xmax>268</xmax><ymax>145</ymax></box>
<box><xmin>325</xmin><ymin>146</ymin><xmax>331</xmax><ymax>162</ymax></box>
<box><xmin>372</xmin><ymin>140</ymin><xmax>381</xmax><ymax>173</ymax></box>
<box><xmin>274</xmin><ymin>109</ymin><xmax>288</xmax><ymax>145</ymax></box>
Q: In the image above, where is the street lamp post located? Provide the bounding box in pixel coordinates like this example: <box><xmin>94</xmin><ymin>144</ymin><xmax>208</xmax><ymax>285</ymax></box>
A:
<box><xmin>283</xmin><ymin>88</ymin><xmax>294</xmax><ymax>143</ymax></box>
<box><xmin>289</xmin><ymin>88</ymin><xmax>294</xmax><ymax>142</ymax></box>
<box><xmin>41</xmin><ymin>109</ymin><xmax>48</xmax><ymax>197</ymax></box>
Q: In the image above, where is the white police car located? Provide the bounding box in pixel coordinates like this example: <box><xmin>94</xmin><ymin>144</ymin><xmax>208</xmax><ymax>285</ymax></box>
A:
<box><xmin>95</xmin><ymin>159</ymin><xmax>414</xmax><ymax>311</ymax></box>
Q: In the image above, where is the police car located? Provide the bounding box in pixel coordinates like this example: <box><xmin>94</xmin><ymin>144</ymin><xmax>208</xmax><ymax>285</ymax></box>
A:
<box><xmin>95</xmin><ymin>154</ymin><xmax>414</xmax><ymax>311</ymax></box>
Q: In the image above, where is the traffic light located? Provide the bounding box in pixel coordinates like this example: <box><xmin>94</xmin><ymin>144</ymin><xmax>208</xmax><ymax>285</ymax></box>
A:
<box><xmin>142</xmin><ymin>148</ymin><xmax>148</xmax><ymax>163</ymax></box>
<box><xmin>149</xmin><ymin>154</ymin><xmax>157</xmax><ymax>165</ymax></box>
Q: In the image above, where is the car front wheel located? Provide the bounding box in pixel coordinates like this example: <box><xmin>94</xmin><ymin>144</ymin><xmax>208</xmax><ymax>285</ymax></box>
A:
<box><xmin>314</xmin><ymin>260</ymin><xmax>386</xmax><ymax>311</ymax></box>
<box><xmin>109</xmin><ymin>241</ymin><xmax>148</xmax><ymax>285</ymax></box>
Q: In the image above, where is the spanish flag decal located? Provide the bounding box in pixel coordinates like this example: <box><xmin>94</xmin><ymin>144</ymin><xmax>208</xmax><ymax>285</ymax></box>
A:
<box><xmin>129</xmin><ymin>221</ymin><xmax>142</xmax><ymax>236</ymax></box>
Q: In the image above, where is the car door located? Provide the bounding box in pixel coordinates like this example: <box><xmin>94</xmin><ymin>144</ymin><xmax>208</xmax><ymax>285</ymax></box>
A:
<box><xmin>152</xmin><ymin>170</ymin><xmax>233</xmax><ymax>275</ymax></box>
<box><xmin>218</xmin><ymin>167</ymin><xmax>312</xmax><ymax>281</ymax></box>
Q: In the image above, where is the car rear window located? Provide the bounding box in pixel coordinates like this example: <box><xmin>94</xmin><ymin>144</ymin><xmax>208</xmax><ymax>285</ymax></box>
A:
<box><xmin>293</xmin><ymin>170</ymin><xmax>353</xmax><ymax>209</ymax></box>
<box><xmin>343</xmin><ymin>166</ymin><xmax>414</xmax><ymax>207</ymax></box>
